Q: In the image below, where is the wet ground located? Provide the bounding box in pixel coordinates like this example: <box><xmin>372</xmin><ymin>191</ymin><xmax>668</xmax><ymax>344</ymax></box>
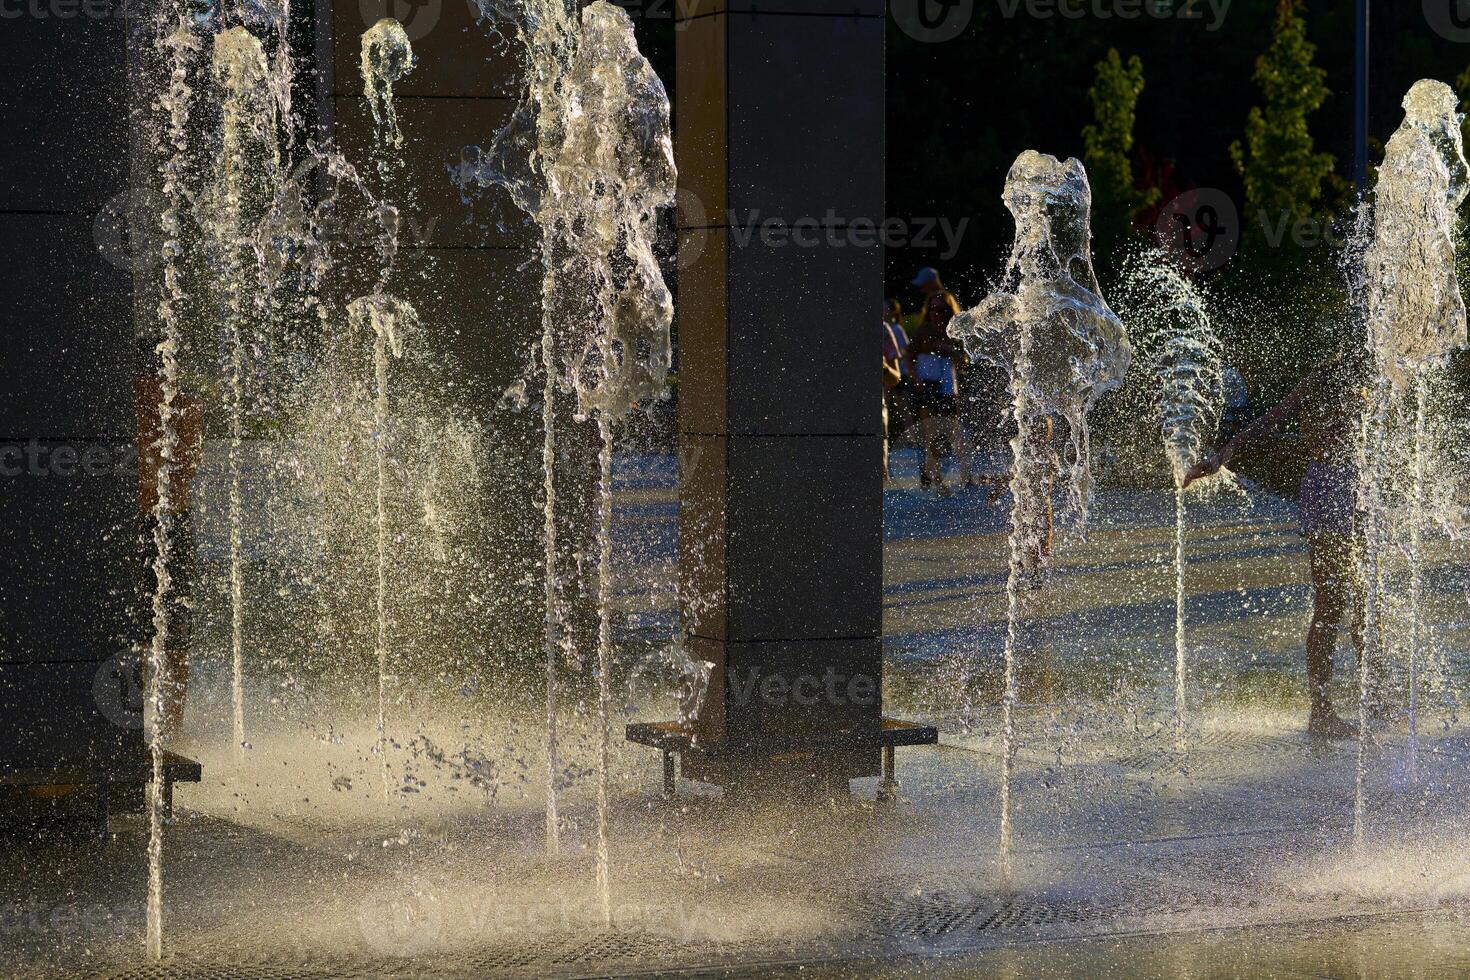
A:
<box><xmin>4</xmin><ymin>446</ymin><xmax>1469</xmax><ymax>977</ymax></box>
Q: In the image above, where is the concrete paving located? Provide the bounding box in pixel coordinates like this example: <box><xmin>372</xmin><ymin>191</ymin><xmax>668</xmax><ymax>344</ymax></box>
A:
<box><xmin>3</xmin><ymin>446</ymin><xmax>1469</xmax><ymax>977</ymax></box>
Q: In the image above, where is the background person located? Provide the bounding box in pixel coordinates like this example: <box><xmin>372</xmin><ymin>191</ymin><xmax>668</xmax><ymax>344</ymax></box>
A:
<box><xmin>1184</xmin><ymin>355</ymin><xmax>1365</xmax><ymax>739</ymax></box>
<box><xmin>883</xmin><ymin>299</ymin><xmax>910</xmax><ymax>482</ymax></box>
<box><xmin>905</xmin><ymin>268</ymin><xmax>974</xmax><ymax>495</ymax></box>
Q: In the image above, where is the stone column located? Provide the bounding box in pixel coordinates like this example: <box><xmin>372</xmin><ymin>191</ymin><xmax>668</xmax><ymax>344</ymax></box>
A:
<box><xmin>674</xmin><ymin>1</ymin><xmax>885</xmax><ymax>785</ymax></box>
<box><xmin>0</xmin><ymin>10</ymin><xmax>139</xmax><ymax>768</ymax></box>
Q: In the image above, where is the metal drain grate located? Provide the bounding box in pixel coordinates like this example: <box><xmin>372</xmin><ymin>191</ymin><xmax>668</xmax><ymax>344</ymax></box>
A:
<box><xmin>841</xmin><ymin>886</ymin><xmax>1063</xmax><ymax>943</ymax></box>
<box><xmin>1114</xmin><ymin>732</ymin><xmax>1338</xmax><ymax>775</ymax></box>
<box><xmin>547</xmin><ymin>931</ymin><xmax>680</xmax><ymax>966</ymax></box>
<box><xmin>91</xmin><ymin>965</ymin><xmax>355</xmax><ymax>980</ymax></box>
<box><xmin>975</xmin><ymin>902</ymin><xmax>1105</xmax><ymax>931</ymax></box>
<box><xmin>873</xmin><ymin>893</ymin><xmax>988</xmax><ymax>939</ymax></box>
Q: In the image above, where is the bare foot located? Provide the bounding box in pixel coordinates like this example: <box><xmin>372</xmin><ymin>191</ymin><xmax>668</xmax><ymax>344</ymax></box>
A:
<box><xmin>1308</xmin><ymin>711</ymin><xmax>1358</xmax><ymax>739</ymax></box>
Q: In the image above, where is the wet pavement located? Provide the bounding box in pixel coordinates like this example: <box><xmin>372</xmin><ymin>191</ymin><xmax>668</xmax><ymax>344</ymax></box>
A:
<box><xmin>4</xmin><ymin>447</ymin><xmax>1469</xmax><ymax>977</ymax></box>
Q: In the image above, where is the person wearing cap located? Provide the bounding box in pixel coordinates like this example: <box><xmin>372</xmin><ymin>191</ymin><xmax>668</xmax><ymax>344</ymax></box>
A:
<box><xmin>904</xmin><ymin>268</ymin><xmax>974</xmax><ymax>495</ymax></box>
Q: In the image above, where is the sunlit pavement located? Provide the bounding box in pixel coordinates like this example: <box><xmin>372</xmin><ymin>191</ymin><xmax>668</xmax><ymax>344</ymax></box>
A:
<box><xmin>5</xmin><ymin>447</ymin><xmax>1470</xmax><ymax>978</ymax></box>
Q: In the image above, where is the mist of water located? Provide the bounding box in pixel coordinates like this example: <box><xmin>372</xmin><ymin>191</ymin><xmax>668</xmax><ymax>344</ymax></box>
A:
<box><xmin>460</xmin><ymin>0</ymin><xmax>674</xmax><ymax>914</ymax></box>
<box><xmin>142</xmin><ymin>11</ymin><xmax>202</xmax><ymax>960</ymax></box>
<box><xmin>950</xmin><ymin>151</ymin><xmax>1130</xmax><ymax>872</ymax></box>
<box><xmin>1116</xmin><ymin>249</ymin><xmax>1231</xmax><ymax>751</ymax></box>
<box><xmin>1354</xmin><ymin>79</ymin><xmax>1469</xmax><ymax>845</ymax></box>
<box><xmin>209</xmin><ymin>26</ymin><xmax>280</xmax><ymax>755</ymax></box>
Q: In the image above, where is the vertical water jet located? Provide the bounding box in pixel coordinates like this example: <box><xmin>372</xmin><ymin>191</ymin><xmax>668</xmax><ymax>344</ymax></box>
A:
<box><xmin>461</xmin><ymin>0</ymin><xmax>674</xmax><ymax>895</ymax></box>
<box><xmin>1354</xmin><ymin>79</ymin><xmax>1468</xmax><ymax>844</ymax></box>
<box><xmin>1117</xmin><ymin>249</ymin><xmax>1229</xmax><ymax>752</ymax></box>
<box><xmin>356</xmin><ymin>19</ymin><xmax>416</xmax><ymax>798</ymax></box>
<box><xmin>461</xmin><ymin>0</ymin><xmax>579</xmax><ymax>854</ymax></box>
<box><xmin>210</xmin><ymin>26</ymin><xmax>278</xmax><ymax>754</ymax></box>
<box><xmin>347</xmin><ymin>296</ymin><xmax>417</xmax><ymax>796</ymax></box>
<box><xmin>144</xmin><ymin>9</ymin><xmax>201</xmax><ymax>962</ymax></box>
<box><xmin>951</xmin><ymin>151</ymin><xmax>1129</xmax><ymax>872</ymax></box>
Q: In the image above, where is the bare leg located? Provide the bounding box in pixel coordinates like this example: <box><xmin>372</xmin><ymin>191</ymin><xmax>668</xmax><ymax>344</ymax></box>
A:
<box><xmin>954</xmin><ymin>418</ymin><xmax>974</xmax><ymax>485</ymax></box>
<box><xmin>940</xmin><ymin>417</ymin><xmax>962</xmax><ymax>485</ymax></box>
<box><xmin>1306</xmin><ymin>533</ymin><xmax>1355</xmax><ymax>737</ymax></box>
<box><xmin>882</xmin><ymin>398</ymin><xmax>891</xmax><ymax>482</ymax></box>
<box><xmin>919</xmin><ymin>412</ymin><xmax>941</xmax><ymax>487</ymax></box>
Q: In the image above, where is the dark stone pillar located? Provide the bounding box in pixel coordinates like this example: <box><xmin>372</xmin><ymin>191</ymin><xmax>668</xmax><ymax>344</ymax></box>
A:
<box><xmin>0</xmin><ymin>9</ymin><xmax>139</xmax><ymax>768</ymax></box>
<box><xmin>675</xmin><ymin>0</ymin><xmax>885</xmax><ymax>786</ymax></box>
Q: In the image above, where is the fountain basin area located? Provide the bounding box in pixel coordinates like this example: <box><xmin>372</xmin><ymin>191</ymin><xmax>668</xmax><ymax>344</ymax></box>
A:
<box><xmin>5</xmin><ymin>446</ymin><xmax>1469</xmax><ymax>978</ymax></box>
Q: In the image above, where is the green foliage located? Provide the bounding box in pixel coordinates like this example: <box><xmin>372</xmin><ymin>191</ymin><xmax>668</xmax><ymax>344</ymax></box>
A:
<box><xmin>1457</xmin><ymin>65</ymin><xmax>1470</xmax><ymax>168</ymax></box>
<box><xmin>1228</xmin><ymin>0</ymin><xmax>1337</xmax><ymax>234</ymax></box>
<box><xmin>1082</xmin><ymin>49</ymin><xmax>1158</xmax><ymax>254</ymax></box>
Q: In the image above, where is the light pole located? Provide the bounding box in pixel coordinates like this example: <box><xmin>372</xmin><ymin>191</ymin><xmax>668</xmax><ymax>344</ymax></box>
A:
<box><xmin>1354</xmin><ymin>0</ymin><xmax>1369</xmax><ymax>191</ymax></box>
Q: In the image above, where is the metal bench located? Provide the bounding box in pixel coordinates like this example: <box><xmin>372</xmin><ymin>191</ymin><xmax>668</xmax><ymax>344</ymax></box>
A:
<box><xmin>2</xmin><ymin>750</ymin><xmax>202</xmax><ymax>838</ymax></box>
<box><xmin>627</xmin><ymin>718</ymin><xmax>938</xmax><ymax>801</ymax></box>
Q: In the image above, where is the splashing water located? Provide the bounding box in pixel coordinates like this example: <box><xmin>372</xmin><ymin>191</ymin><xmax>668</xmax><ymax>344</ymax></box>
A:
<box><xmin>210</xmin><ymin>27</ymin><xmax>279</xmax><ymax>755</ymax></box>
<box><xmin>950</xmin><ymin>151</ymin><xmax>1130</xmax><ymax>872</ymax></box>
<box><xmin>144</xmin><ymin>12</ymin><xmax>201</xmax><ymax>960</ymax></box>
<box><xmin>348</xmin><ymin>295</ymin><xmax>417</xmax><ymax>795</ymax></box>
<box><xmin>565</xmin><ymin>5</ymin><xmax>675</xmax><ymax>925</ymax></box>
<box><xmin>354</xmin><ymin>20</ymin><xmax>416</xmax><ymax>798</ymax></box>
<box><xmin>362</xmin><ymin>19</ymin><xmax>416</xmax><ymax>156</ymax></box>
<box><xmin>460</xmin><ymin>0</ymin><xmax>577</xmax><ymax>856</ymax></box>
<box><xmin>1116</xmin><ymin>249</ymin><xmax>1231</xmax><ymax>751</ymax></box>
<box><xmin>462</xmin><ymin>0</ymin><xmax>674</xmax><ymax>916</ymax></box>
<box><xmin>1354</xmin><ymin>79</ymin><xmax>1469</xmax><ymax>844</ymax></box>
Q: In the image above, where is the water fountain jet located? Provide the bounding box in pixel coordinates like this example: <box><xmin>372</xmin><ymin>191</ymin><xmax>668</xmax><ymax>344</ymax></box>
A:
<box><xmin>1354</xmin><ymin>79</ymin><xmax>1468</xmax><ymax>843</ymax></box>
<box><xmin>463</xmin><ymin>0</ymin><xmax>674</xmax><ymax>914</ymax></box>
<box><xmin>1116</xmin><ymin>248</ymin><xmax>1232</xmax><ymax>751</ymax></box>
<box><xmin>210</xmin><ymin>26</ymin><xmax>280</xmax><ymax>755</ymax></box>
<box><xmin>951</xmin><ymin>150</ymin><xmax>1130</xmax><ymax>872</ymax></box>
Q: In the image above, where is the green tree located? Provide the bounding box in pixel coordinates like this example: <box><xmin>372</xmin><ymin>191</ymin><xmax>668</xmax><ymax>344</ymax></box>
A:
<box><xmin>1082</xmin><ymin>48</ymin><xmax>1156</xmax><ymax>254</ymax></box>
<box><xmin>1229</xmin><ymin>0</ymin><xmax>1336</xmax><ymax>231</ymax></box>
<box><xmin>1456</xmin><ymin>64</ymin><xmax>1470</xmax><ymax>161</ymax></box>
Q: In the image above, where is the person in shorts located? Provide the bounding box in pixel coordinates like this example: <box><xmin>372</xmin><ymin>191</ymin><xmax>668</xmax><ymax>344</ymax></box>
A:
<box><xmin>1185</xmin><ymin>355</ymin><xmax>1367</xmax><ymax>738</ymax></box>
<box><xmin>905</xmin><ymin>268</ymin><xmax>974</xmax><ymax>495</ymax></box>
